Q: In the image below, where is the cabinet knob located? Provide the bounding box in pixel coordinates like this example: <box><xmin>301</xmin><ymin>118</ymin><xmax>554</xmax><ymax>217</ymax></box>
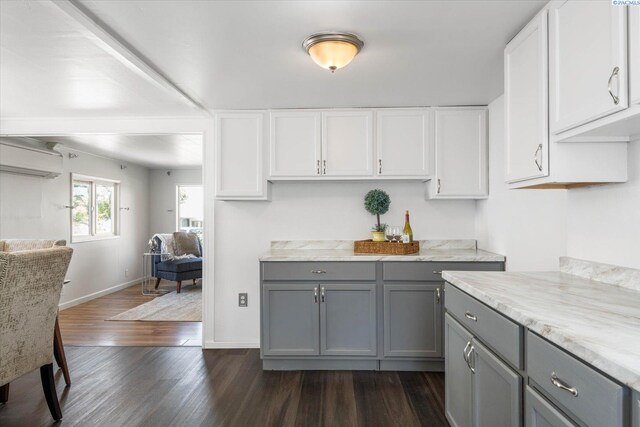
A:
<box><xmin>378</xmin><ymin>159</ymin><xmax>382</xmax><ymax>174</ymax></box>
<box><xmin>323</xmin><ymin>160</ymin><xmax>326</xmax><ymax>175</ymax></box>
<box><xmin>316</xmin><ymin>160</ymin><xmax>320</xmax><ymax>175</ymax></box>
<box><xmin>437</xmin><ymin>179</ymin><xmax>441</xmax><ymax>194</ymax></box>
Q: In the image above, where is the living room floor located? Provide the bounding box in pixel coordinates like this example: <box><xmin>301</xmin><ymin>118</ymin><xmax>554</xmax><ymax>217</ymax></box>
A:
<box><xmin>0</xmin><ymin>347</ymin><xmax>447</xmax><ymax>426</ymax></box>
<box><xmin>59</xmin><ymin>282</ymin><xmax>202</xmax><ymax>346</ymax></box>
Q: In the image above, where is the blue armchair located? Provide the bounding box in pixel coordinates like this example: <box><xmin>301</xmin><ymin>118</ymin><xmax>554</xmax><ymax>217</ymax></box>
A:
<box><xmin>151</xmin><ymin>235</ymin><xmax>202</xmax><ymax>293</ymax></box>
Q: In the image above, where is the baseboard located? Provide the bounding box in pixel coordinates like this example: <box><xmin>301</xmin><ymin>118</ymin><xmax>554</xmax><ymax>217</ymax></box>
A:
<box><xmin>58</xmin><ymin>278</ymin><xmax>142</xmax><ymax>311</ymax></box>
<box><xmin>203</xmin><ymin>340</ymin><xmax>260</xmax><ymax>349</ymax></box>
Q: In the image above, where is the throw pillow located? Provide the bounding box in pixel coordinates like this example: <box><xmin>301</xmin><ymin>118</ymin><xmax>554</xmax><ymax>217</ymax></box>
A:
<box><xmin>173</xmin><ymin>232</ymin><xmax>201</xmax><ymax>257</ymax></box>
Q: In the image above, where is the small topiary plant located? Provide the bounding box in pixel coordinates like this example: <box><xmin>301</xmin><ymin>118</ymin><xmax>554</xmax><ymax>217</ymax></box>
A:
<box><xmin>364</xmin><ymin>189</ymin><xmax>391</xmax><ymax>232</ymax></box>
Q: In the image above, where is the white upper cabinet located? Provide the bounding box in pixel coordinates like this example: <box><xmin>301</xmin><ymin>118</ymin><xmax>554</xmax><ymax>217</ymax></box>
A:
<box><xmin>269</xmin><ymin>111</ymin><xmax>321</xmax><ymax>177</ymax></box>
<box><xmin>549</xmin><ymin>0</ymin><xmax>628</xmax><ymax>134</ymax></box>
<box><xmin>631</xmin><ymin>8</ymin><xmax>640</xmax><ymax>105</ymax></box>
<box><xmin>504</xmin><ymin>10</ymin><xmax>549</xmax><ymax>183</ymax></box>
<box><xmin>376</xmin><ymin>109</ymin><xmax>431</xmax><ymax>177</ymax></box>
<box><xmin>215</xmin><ymin>112</ymin><xmax>266</xmax><ymax>200</ymax></box>
<box><xmin>430</xmin><ymin>108</ymin><xmax>488</xmax><ymax>199</ymax></box>
<box><xmin>321</xmin><ymin>111</ymin><xmax>374</xmax><ymax>177</ymax></box>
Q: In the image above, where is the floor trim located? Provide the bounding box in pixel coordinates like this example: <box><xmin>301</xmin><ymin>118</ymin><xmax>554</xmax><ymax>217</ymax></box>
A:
<box><xmin>59</xmin><ymin>278</ymin><xmax>142</xmax><ymax>311</ymax></box>
<box><xmin>204</xmin><ymin>340</ymin><xmax>260</xmax><ymax>349</ymax></box>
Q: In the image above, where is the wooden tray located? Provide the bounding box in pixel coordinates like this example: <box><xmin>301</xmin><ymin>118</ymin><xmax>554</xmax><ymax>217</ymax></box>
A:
<box><xmin>354</xmin><ymin>240</ymin><xmax>420</xmax><ymax>255</ymax></box>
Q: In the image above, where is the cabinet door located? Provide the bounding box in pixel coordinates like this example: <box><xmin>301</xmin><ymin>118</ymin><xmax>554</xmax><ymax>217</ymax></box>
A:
<box><xmin>262</xmin><ymin>284</ymin><xmax>319</xmax><ymax>356</ymax></box>
<box><xmin>376</xmin><ymin>110</ymin><xmax>431</xmax><ymax>177</ymax></box>
<box><xmin>433</xmin><ymin>108</ymin><xmax>488</xmax><ymax>198</ymax></box>
<box><xmin>549</xmin><ymin>1</ymin><xmax>628</xmax><ymax>134</ymax></box>
<box><xmin>322</xmin><ymin>111</ymin><xmax>374</xmax><ymax>177</ymax></box>
<box><xmin>269</xmin><ymin>111</ymin><xmax>321</xmax><ymax>177</ymax></box>
<box><xmin>320</xmin><ymin>283</ymin><xmax>377</xmax><ymax>356</ymax></box>
<box><xmin>215</xmin><ymin>112</ymin><xmax>265</xmax><ymax>199</ymax></box>
<box><xmin>445</xmin><ymin>313</ymin><xmax>474</xmax><ymax>427</ymax></box>
<box><xmin>631</xmin><ymin>8</ymin><xmax>640</xmax><ymax>106</ymax></box>
<box><xmin>471</xmin><ymin>339</ymin><xmax>522</xmax><ymax>427</ymax></box>
<box><xmin>525</xmin><ymin>387</ymin><xmax>574</xmax><ymax>427</ymax></box>
<box><xmin>504</xmin><ymin>10</ymin><xmax>549</xmax><ymax>183</ymax></box>
<box><xmin>383</xmin><ymin>284</ymin><xmax>442</xmax><ymax>358</ymax></box>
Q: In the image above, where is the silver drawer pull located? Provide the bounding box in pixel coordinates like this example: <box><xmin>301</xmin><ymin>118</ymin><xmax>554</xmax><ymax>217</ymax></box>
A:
<box><xmin>433</xmin><ymin>271</ymin><xmax>442</xmax><ymax>275</ymax></box>
<box><xmin>314</xmin><ymin>287</ymin><xmax>318</xmax><ymax>303</ymax></box>
<box><xmin>310</xmin><ymin>270</ymin><xmax>326</xmax><ymax>274</ymax></box>
<box><xmin>464</xmin><ymin>311</ymin><xmax>477</xmax><ymax>322</ymax></box>
<box><xmin>551</xmin><ymin>372</ymin><xmax>578</xmax><ymax>397</ymax></box>
<box><xmin>320</xmin><ymin>286</ymin><xmax>325</xmax><ymax>303</ymax></box>
<box><xmin>436</xmin><ymin>288</ymin><xmax>441</xmax><ymax>304</ymax></box>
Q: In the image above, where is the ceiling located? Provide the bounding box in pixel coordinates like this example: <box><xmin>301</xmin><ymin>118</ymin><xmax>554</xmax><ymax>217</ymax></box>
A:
<box><xmin>0</xmin><ymin>0</ymin><xmax>201</xmax><ymax>118</ymax></box>
<box><xmin>38</xmin><ymin>134</ymin><xmax>203</xmax><ymax>169</ymax></box>
<box><xmin>0</xmin><ymin>0</ymin><xmax>546</xmax><ymax>118</ymax></box>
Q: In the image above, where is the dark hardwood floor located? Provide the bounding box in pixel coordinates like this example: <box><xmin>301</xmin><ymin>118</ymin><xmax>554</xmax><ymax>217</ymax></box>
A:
<box><xmin>0</xmin><ymin>347</ymin><xmax>448</xmax><ymax>426</ymax></box>
<box><xmin>58</xmin><ymin>282</ymin><xmax>202</xmax><ymax>346</ymax></box>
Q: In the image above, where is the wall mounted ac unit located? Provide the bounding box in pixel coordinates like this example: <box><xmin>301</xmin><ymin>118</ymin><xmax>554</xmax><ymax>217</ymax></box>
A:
<box><xmin>0</xmin><ymin>138</ymin><xmax>63</xmax><ymax>179</ymax></box>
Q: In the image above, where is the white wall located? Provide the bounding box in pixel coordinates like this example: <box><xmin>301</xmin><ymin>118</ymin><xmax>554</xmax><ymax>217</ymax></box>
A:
<box><xmin>475</xmin><ymin>95</ymin><xmax>567</xmax><ymax>271</ymax></box>
<box><xmin>214</xmin><ymin>181</ymin><xmax>477</xmax><ymax>345</ymax></box>
<box><xmin>0</xmin><ymin>147</ymin><xmax>150</xmax><ymax>308</ymax></box>
<box><xmin>148</xmin><ymin>168</ymin><xmax>202</xmax><ymax>234</ymax></box>
<box><xmin>565</xmin><ymin>139</ymin><xmax>640</xmax><ymax>269</ymax></box>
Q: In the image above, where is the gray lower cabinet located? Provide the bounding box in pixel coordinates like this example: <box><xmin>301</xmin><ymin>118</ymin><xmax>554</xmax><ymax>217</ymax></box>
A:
<box><xmin>445</xmin><ymin>313</ymin><xmax>522</xmax><ymax>427</ymax></box>
<box><xmin>471</xmin><ymin>338</ymin><xmax>522</xmax><ymax>427</ymax></box>
<box><xmin>320</xmin><ymin>283</ymin><xmax>377</xmax><ymax>356</ymax></box>
<box><xmin>525</xmin><ymin>386</ymin><xmax>574</xmax><ymax>427</ymax></box>
<box><xmin>445</xmin><ymin>313</ymin><xmax>474</xmax><ymax>427</ymax></box>
<box><xmin>384</xmin><ymin>283</ymin><xmax>442</xmax><ymax>357</ymax></box>
<box><xmin>262</xmin><ymin>283</ymin><xmax>320</xmax><ymax>356</ymax></box>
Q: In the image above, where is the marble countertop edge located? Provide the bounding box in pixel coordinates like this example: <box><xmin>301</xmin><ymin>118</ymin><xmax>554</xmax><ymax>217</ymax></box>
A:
<box><xmin>442</xmin><ymin>270</ymin><xmax>640</xmax><ymax>392</ymax></box>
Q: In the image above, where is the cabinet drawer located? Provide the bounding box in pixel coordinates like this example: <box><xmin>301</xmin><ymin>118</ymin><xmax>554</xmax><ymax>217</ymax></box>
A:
<box><xmin>383</xmin><ymin>262</ymin><xmax>503</xmax><ymax>282</ymax></box>
<box><xmin>527</xmin><ymin>332</ymin><xmax>625</xmax><ymax>427</ymax></box>
<box><xmin>444</xmin><ymin>283</ymin><xmax>522</xmax><ymax>368</ymax></box>
<box><xmin>525</xmin><ymin>386</ymin><xmax>575</xmax><ymax>427</ymax></box>
<box><xmin>262</xmin><ymin>262</ymin><xmax>376</xmax><ymax>281</ymax></box>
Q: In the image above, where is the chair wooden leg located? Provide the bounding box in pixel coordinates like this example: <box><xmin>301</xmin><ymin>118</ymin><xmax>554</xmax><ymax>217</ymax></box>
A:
<box><xmin>40</xmin><ymin>363</ymin><xmax>62</xmax><ymax>421</ymax></box>
<box><xmin>177</xmin><ymin>280</ymin><xmax>182</xmax><ymax>293</ymax></box>
<box><xmin>154</xmin><ymin>277</ymin><xmax>161</xmax><ymax>289</ymax></box>
<box><xmin>0</xmin><ymin>383</ymin><xmax>9</xmax><ymax>403</ymax></box>
<box><xmin>53</xmin><ymin>317</ymin><xmax>71</xmax><ymax>386</ymax></box>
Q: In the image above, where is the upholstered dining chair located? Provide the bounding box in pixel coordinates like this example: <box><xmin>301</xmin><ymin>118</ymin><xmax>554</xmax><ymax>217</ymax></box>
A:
<box><xmin>0</xmin><ymin>246</ymin><xmax>73</xmax><ymax>421</ymax></box>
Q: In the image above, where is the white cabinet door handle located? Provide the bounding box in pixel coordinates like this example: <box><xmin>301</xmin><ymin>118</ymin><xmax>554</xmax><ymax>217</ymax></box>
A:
<box><xmin>608</xmin><ymin>66</ymin><xmax>620</xmax><ymax>105</ymax></box>
<box><xmin>534</xmin><ymin>144</ymin><xmax>543</xmax><ymax>172</ymax></box>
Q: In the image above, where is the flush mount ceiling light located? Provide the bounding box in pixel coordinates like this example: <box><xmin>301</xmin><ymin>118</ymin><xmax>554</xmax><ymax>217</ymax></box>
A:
<box><xmin>302</xmin><ymin>32</ymin><xmax>364</xmax><ymax>73</ymax></box>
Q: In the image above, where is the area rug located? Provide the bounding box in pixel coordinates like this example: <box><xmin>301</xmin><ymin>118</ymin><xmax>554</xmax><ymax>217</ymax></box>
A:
<box><xmin>108</xmin><ymin>285</ymin><xmax>202</xmax><ymax>322</ymax></box>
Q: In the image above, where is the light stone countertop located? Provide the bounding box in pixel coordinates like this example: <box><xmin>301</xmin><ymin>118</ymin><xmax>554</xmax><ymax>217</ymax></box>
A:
<box><xmin>442</xmin><ymin>266</ymin><xmax>640</xmax><ymax>392</ymax></box>
<box><xmin>259</xmin><ymin>240</ymin><xmax>505</xmax><ymax>262</ymax></box>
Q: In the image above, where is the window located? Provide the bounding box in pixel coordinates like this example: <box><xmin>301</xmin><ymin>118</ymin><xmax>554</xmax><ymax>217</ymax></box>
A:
<box><xmin>71</xmin><ymin>174</ymin><xmax>120</xmax><ymax>242</ymax></box>
<box><xmin>177</xmin><ymin>185</ymin><xmax>203</xmax><ymax>239</ymax></box>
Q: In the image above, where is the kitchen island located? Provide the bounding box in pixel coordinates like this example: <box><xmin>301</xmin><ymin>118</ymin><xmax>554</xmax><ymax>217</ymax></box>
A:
<box><xmin>259</xmin><ymin>240</ymin><xmax>505</xmax><ymax>371</ymax></box>
<box><xmin>442</xmin><ymin>257</ymin><xmax>640</xmax><ymax>427</ymax></box>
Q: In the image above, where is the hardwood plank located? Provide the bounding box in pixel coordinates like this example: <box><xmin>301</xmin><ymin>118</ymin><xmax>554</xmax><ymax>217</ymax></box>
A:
<box><xmin>0</xmin><ymin>348</ymin><xmax>449</xmax><ymax>426</ymax></box>
<box><xmin>58</xmin><ymin>282</ymin><xmax>202</xmax><ymax>346</ymax></box>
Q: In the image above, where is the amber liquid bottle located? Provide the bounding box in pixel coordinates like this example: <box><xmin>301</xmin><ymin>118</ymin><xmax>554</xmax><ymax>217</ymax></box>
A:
<box><xmin>403</xmin><ymin>210</ymin><xmax>413</xmax><ymax>243</ymax></box>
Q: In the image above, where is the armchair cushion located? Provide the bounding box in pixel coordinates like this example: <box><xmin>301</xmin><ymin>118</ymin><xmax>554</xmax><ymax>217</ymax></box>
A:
<box><xmin>172</xmin><ymin>232</ymin><xmax>201</xmax><ymax>257</ymax></box>
<box><xmin>0</xmin><ymin>239</ymin><xmax>66</xmax><ymax>252</ymax></box>
<box><xmin>155</xmin><ymin>257</ymin><xmax>203</xmax><ymax>273</ymax></box>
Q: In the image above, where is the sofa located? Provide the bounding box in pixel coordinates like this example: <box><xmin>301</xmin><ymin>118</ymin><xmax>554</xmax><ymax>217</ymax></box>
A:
<box><xmin>151</xmin><ymin>235</ymin><xmax>202</xmax><ymax>293</ymax></box>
